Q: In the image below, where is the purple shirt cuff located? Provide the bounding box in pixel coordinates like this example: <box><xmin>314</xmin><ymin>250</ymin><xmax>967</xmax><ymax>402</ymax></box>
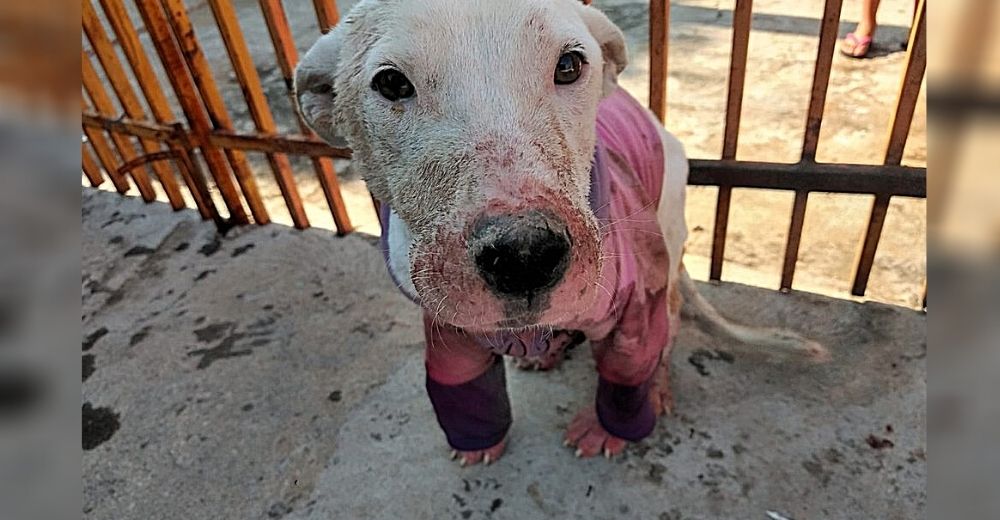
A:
<box><xmin>595</xmin><ymin>375</ymin><xmax>656</xmax><ymax>442</ymax></box>
<box><xmin>425</xmin><ymin>356</ymin><xmax>511</xmax><ymax>451</ymax></box>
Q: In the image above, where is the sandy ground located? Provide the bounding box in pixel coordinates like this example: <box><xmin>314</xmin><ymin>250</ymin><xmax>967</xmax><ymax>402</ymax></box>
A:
<box><xmin>87</xmin><ymin>0</ymin><xmax>926</xmax><ymax>308</ymax></box>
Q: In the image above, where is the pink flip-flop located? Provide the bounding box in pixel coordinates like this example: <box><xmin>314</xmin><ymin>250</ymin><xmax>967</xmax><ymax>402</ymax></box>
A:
<box><xmin>840</xmin><ymin>32</ymin><xmax>873</xmax><ymax>58</ymax></box>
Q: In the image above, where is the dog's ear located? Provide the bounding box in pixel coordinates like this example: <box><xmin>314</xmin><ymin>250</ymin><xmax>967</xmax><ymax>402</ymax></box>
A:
<box><xmin>294</xmin><ymin>27</ymin><xmax>345</xmax><ymax>144</ymax></box>
<box><xmin>577</xmin><ymin>5</ymin><xmax>628</xmax><ymax>97</ymax></box>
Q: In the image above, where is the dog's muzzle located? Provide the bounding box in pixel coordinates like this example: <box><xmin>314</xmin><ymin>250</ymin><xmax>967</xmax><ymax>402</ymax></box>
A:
<box><xmin>469</xmin><ymin>212</ymin><xmax>571</xmax><ymax>300</ymax></box>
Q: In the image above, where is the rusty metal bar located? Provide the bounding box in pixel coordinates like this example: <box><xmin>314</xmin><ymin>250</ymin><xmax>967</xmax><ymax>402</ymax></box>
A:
<box><xmin>779</xmin><ymin>190</ymin><xmax>809</xmax><ymax>290</ymax></box>
<box><xmin>82</xmin><ymin>0</ymin><xmax>185</xmax><ymax>209</ymax></box>
<box><xmin>258</xmin><ymin>0</ymin><xmax>354</xmax><ymax>234</ymax></box>
<box><xmin>136</xmin><ymin>0</ymin><xmax>250</xmax><ymax>224</ymax></box>
<box><xmin>689</xmin><ymin>160</ymin><xmax>925</xmax><ymax>197</ymax></box>
<box><xmin>81</xmin><ymin>143</ymin><xmax>104</xmax><ymax>187</ymax></box>
<box><xmin>208</xmin><ymin>0</ymin><xmax>310</xmax><ymax>229</ymax></box>
<box><xmin>98</xmin><ymin>0</ymin><xmax>214</xmax><ymax>217</ymax></box>
<box><xmin>159</xmin><ymin>0</ymin><xmax>270</xmax><ymax>224</ymax></box>
<box><xmin>800</xmin><ymin>0</ymin><xmax>844</xmax><ymax>162</ymax></box>
<box><xmin>851</xmin><ymin>0</ymin><xmax>926</xmax><ymax>297</ymax></box>
<box><xmin>81</xmin><ymin>51</ymin><xmax>157</xmax><ymax>202</ymax></box>
<box><xmin>710</xmin><ymin>0</ymin><xmax>754</xmax><ymax>281</ymax></box>
<box><xmin>648</xmin><ymin>0</ymin><xmax>669</xmax><ymax>122</ymax></box>
<box><xmin>312</xmin><ymin>0</ymin><xmax>340</xmax><ymax>33</ymax></box>
<box><xmin>780</xmin><ymin>0</ymin><xmax>844</xmax><ymax>290</ymax></box>
<box><xmin>722</xmin><ymin>0</ymin><xmax>752</xmax><ymax>161</ymax></box>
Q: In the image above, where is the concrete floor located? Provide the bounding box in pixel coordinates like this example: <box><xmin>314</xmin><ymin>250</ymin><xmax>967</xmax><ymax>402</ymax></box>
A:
<box><xmin>82</xmin><ymin>189</ymin><xmax>926</xmax><ymax>519</ymax></box>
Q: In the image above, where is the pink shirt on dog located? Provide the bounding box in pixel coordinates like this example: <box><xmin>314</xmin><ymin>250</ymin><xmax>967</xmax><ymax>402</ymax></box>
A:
<box><xmin>382</xmin><ymin>88</ymin><xmax>672</xmax><ymax>450</ymax></box>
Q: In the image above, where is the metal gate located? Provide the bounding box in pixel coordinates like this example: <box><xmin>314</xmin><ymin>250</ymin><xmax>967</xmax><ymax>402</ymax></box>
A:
<box><xmin>80</xmin><ymin>0</ymin><xmax>927</xmax><ymax>300</ymax></box>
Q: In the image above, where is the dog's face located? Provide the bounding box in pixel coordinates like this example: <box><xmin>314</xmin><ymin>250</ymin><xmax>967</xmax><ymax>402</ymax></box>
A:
<box><xmin>296</xmin><ymin>0</ymin><xmax>627</xmax><ymax>331</ymax></box>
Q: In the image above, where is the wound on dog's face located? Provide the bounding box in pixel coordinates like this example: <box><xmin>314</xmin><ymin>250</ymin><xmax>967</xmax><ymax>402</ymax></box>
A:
<box><xmin>296</xmin><ymin>0</ymin><xmax>626</xmax><ymax>331</ymax></box>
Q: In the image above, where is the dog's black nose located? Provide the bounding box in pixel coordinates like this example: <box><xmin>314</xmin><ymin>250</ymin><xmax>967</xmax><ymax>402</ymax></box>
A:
<box><xmin>471</xmin><ymin>213</ymin><xmax>571</xmax><ymax>298</ymax></box>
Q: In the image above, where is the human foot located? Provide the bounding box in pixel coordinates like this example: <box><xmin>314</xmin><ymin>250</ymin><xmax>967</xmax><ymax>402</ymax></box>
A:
<box><xmin>840</xmin><ymin>31</ymin><xmax>873</xmax><ymax>58</ymax></box>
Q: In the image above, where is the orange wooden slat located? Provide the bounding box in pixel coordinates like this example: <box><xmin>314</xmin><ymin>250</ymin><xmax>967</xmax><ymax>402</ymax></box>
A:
<box><xmin>780</xmin><ymin>0</ymin><xmax>843</xmax><ymax>290</ymax></box>
<box><xmin>97</xmin><ymin>0</ymin><xmax>175</xmax><ymax>122</ymax></box>
<box><xmin>709</xmin><ymin>0</ymin><xmax>752</xmax><ymax>281</ymax></box>
<box><xmin>98</xmin><ymin>0</ymin><xmax>216</xmax><ymax>220</ymax></box>
<box><xmin>851</xmin><ymin>0</ymin><xmax>926</xmax><ymax>297</ymax></box>
<box><xmin>135</xmin><ymin>0</ymin><xmax>250</xmax><ymax>224</ymax></box>
<box><xmin>312</xmin><ymin>0</ymin><xmax>340</xmax><ymax>33</ymax></box>
<box><xmin>208</xmin><ymin>0</ymin><xmax>309</xmax><ymax>229</ymax></box>
<box><xmin>81</xmin><ymin>51</ymin><xmax>156</xmax><ymax>202</ymax></box>
<box><xmin>81</xmin><ymin>142</ymin><xmax>104</xmax><ymax>187</ymax></box>
<box><xmin>258</xmin><ymin>0</ymin><xmax>354</xmax><ymax>234</ymax></box>
<box><xmin>648</xmin><ymin>0</ymin><xmax>669</xmax><ymax>122</ymax></box>
<box><xmin>158</xmin><ymin>0</ymin><xmax>270</xmax><ymax>225</ymax></box>
<box><xmin>84</xmin><ymin>127</ymin><xmax>130</xmax><ymax>193</ymax></box>
<box><xmin>82</xmin><ymin>0</ymin><xmax>185</xmax><ymax>210</ymax></box>
<box><xmin>258</xmin><ymin>0</ymin><xmax>298</xmax><ymax>88</ymax></box>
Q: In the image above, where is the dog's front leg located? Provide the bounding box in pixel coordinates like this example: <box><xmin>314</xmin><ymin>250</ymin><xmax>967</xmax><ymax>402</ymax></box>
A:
<box><xmin>565</xmin><ymin>286</ymin><xmax>671</xmax><ymax>458</ymax></box>
<box><xmin>424</xmin><ymin>315</ymin><xmax>511</xmax><ymax>466</ymax></box>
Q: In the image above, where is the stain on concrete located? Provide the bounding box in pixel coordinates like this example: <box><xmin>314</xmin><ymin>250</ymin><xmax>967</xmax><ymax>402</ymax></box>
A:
<box><xmin>195</xmin><ymin>269</ymin><xmax>216</xmax><ymax>281</ymax></box>
<box><xmin>83</xmin><ymin>354</ymin><xmax>96</xmax><ymax>382</ymax></box>
<box><xmin>188</xmin><ymin>321</ymin><xmax>273</xmax><ymax>369</ymax></box>
<box><xmin>199</xmin><ymin>237</ymin><xmax>222</xmax><ymax>257</ymax></box>
<box><xmin>232</xmin><ymin>243</ymin><xmax>256</xmax><ymax>257</ymax></box>
<box><xmin>124</xmin><ymin>245</ymin><xmax>156</xmax><ymax>257</ymax></box>
<box><xmin>866</xmin><ymin>434</ymin><xmax>895</xmax><ymax>450</ymax></box>
<box><xmin>266</xmin><ymin>501</ymin><xmax>292</xmax><ymax>518</ymax></box>
<box><xmin>129</xmin><ymin>326</ymin><xmax>152</xmax><ymax>347</ymax></box>
<box><xmin>687</xmin><ymin>348</ymin><xmax>734</xmax><ymax>376</ymax></box>
<box><xmin>194</xmin><ymin>322</ymin><xmax>233</xmax><ymax>343</ymax></box>
<box><xmin>83</xmin><ymin>327</ymin><xmax>108</xmax><ymax>351</ymax></box>
<box><xmin>83</xmin><ymin>402</ymin><xmax>120</xmax><ymax>451</ymax></box>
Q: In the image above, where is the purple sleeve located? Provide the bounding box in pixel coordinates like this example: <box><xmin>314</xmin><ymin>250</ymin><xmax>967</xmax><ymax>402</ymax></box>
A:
<box><xmin>425</xmin><ymin>355</ymin><xmax>511</xmax><ymax>451</ymax></box>
<box><xmin>595</xmin><ymin>375</ymin><xmax>656</xmax><ymax>442</ymax></box>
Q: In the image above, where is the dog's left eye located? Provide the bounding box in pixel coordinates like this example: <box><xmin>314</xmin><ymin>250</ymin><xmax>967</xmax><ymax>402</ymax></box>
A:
<box><xmin>554</xmin><ymin>52</ymin><xmax>584</xmax><ymax>85</ymax></box>
<box><xmin>371</xmin><ymin>69</ymin><xmax>415</xmax><ymax>101</ymax></box>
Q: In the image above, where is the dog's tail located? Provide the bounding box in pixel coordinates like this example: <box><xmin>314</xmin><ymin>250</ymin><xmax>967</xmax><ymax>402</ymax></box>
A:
<box><xmin>677</xmin><ymin>266</ymin><xmax>831</xmax><ymax>362</ymax></box>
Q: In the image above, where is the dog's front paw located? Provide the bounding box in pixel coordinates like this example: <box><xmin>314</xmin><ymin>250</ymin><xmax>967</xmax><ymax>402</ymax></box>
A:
<box><xmin>449</xmin><ymin>438</ymin><xmax>507</xmax><ymax>467</ymax></box>
<box><xmin>564</xmin><ymin>407</ymin><xmax>628</xmax><ymax>458</ymax></box>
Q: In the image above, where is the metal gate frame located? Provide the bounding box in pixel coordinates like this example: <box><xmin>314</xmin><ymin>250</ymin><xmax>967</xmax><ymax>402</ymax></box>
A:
<box><xmin>80</xmin><ymin>0</ymin><xmax>927</xmax><ymax>300</ymax></box>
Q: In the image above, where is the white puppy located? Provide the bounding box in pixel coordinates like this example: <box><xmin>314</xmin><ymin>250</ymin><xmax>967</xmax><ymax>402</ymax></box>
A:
<box><xmin>297</xmin><ymin>0</ymin><xmax>827</xmax><ymax>466</ymax></box>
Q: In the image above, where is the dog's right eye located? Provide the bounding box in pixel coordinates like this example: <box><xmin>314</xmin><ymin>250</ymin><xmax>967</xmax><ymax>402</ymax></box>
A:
<box><xmin>371</xmin><ymin>69</ymin><xmax>415</xmax><ymax>102</ymax></box>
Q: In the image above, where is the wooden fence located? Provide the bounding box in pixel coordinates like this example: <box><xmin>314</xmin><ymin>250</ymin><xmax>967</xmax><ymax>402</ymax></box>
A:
<box><xmin>80</xmin><ymin>0</ymin><xmax>927</xmax><ymax>300</ymax></box>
